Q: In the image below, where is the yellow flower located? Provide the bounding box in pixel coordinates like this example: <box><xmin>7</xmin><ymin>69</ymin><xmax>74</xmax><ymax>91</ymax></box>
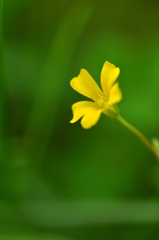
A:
<box><xmin>70</xmin><ymin>61</ymin><xmax>122</xmax><ymax>129</ymax></box>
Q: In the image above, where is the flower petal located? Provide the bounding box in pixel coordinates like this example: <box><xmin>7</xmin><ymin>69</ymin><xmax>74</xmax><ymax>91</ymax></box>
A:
<box><xmin>101</xmin><ymin>61</ymin><xmax>120</xmax><ymax>98</ymax></box>
<box><xmin>70</xmin><ymin>101</ymin><xmax>100</xmax><ymax>123</ymax></box>
<box><xmin>107</xmin><ymin>82</ymin><xmax>122</xmax><ymax>106</ymax></box>
<box><xmin>70</xmin><ymin>69</ymin><xmax>103</xmax><ymax>101</ymax></box>
<box><xmin>81</xmin><ymin>108</ymin><xmax>103</xmax><ymax>129</ymax></box>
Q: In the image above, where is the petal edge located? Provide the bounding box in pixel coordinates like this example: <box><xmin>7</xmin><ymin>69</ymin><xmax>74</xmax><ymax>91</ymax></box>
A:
<box><xmin>70</xmin><ymin>101</ymin><xmax>100</xmax><ymax>124</ymax></box>
<box><xmin>107</xmin><ymin>82</ymin><xmax>122</xmax><ymax>106</ymax></box>
<box><xmin>101</xmin><ymin>61</ymin><xmax>120</xmax><ymax>98</ymax></box>
<box><xmin>70</xmin><ymin>69</ymin><xmax>103</xmax><ymax>101</ymax></box>
<box><xmin>81</xmin><ymin>108</ymin><xmax>103</xmax><ymax>129</ymax></box>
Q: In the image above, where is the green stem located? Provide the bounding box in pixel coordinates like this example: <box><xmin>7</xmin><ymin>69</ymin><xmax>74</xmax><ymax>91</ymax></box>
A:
<box><xmin>117</xmin><ymin>115</ymin><xmax>159</xmax><ymax>160</ymax></box>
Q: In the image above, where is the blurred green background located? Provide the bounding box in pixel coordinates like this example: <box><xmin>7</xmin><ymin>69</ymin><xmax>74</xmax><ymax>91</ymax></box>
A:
<box><xmin>0</xmin><ymin>0</ymin><xmax>159</xmax><ymax>239</ymax></box>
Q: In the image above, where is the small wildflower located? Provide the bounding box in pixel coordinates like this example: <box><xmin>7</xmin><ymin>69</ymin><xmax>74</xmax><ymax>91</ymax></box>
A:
<box><xmin>70</xmin><ymin>61</ymin><xmax>122</xmax><ymax>129</ymax></box>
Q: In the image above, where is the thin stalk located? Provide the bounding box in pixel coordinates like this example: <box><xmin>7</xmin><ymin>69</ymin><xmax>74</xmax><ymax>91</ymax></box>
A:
<box><xmin>117</xmin><ymin>115</ymin><xmax>159</xmax><ymax>160</ymax></box>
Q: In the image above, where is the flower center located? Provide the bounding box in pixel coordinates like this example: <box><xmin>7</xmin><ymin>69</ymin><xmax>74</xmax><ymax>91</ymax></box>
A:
<box><xmin>95</xmin><ymin>94</ymin><xmax>107</xmax><ymax>108</ymax></box>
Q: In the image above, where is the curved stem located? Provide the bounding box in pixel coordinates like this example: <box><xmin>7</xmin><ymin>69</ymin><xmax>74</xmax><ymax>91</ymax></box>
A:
<box><xmin>117</xmin><ymin>115</ymin><xmax>159</xmax><ymax>160</ymax></box>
